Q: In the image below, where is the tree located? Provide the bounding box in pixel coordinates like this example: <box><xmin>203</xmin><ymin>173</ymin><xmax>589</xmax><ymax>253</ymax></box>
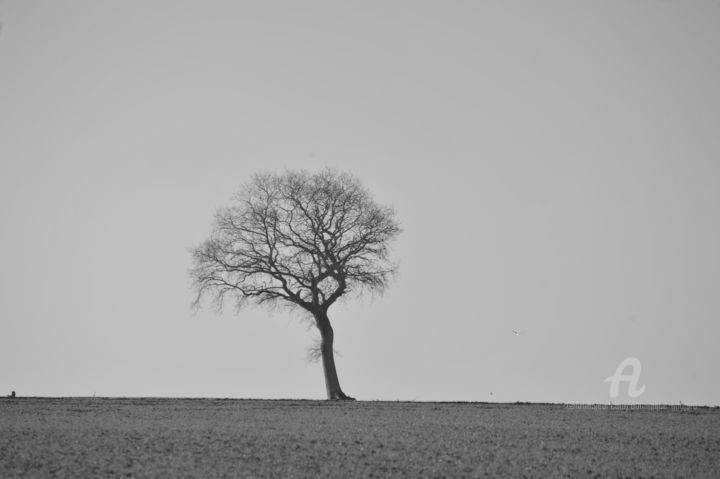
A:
<box><xmin>190</xmin><ymin>169</ymin><xmax>401</xmax><ymax>400</ymax></box>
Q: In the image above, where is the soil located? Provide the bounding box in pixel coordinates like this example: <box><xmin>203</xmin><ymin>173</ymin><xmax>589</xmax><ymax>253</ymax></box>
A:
<box><xmin>1</xmin><ymin>398</ymin><xmax>719</xmax><ymax>478</ymax></box>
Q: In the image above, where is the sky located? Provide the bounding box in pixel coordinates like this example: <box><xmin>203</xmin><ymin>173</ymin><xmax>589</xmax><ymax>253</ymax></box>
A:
<box><xmin>1</xmin><ymin>1</ymin><xmax>719</xmax><ymax>405</ymax></box>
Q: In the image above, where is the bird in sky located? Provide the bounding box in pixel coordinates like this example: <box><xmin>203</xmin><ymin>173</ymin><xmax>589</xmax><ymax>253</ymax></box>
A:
<box><xmin>512</xmin><ymin>329</ymin><xmax>522</xmax><ymax>336</ymax></box>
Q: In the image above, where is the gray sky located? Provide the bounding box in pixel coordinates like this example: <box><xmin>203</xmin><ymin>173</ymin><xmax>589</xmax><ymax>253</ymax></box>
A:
<box><xmin>1</xmin><ymin>1</ymin><xmax>719</xmax><ymax>404</ymax></box>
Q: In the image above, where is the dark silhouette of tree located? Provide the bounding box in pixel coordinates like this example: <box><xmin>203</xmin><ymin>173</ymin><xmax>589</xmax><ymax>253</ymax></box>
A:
<box><xmin>190</xmin><ymin>169</ymin><xmax>400</xmax><ymax>400</ymax></box>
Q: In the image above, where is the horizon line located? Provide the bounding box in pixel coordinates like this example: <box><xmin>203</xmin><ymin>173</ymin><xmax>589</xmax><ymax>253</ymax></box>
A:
<box><xmin>3</xmin><ymin>396</ymin><xmax>718</xmax><ymax>408</ymax></box>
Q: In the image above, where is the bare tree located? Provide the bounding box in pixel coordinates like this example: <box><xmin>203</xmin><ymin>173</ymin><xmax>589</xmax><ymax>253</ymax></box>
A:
<box><xmin>190</xmin><ymin>169</ymin><xmax>400</xmax><ymax>400</ymax></box>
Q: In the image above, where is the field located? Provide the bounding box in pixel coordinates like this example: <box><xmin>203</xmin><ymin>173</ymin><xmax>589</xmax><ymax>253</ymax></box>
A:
<box><xmin>1</xmin><ymin>398</ymin><xmax>719</xmax><ymax>478</ymax></box>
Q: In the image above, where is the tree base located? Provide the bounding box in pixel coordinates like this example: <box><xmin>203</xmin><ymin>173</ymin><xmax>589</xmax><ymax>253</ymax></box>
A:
<box><xmin>329</xmin><ymin>391</ymin><xmax>356</xmax><ymax>401</ymax></box>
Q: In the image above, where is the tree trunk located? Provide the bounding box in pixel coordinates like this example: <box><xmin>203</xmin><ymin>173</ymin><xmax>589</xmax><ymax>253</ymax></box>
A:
<box><xmin>314</xmin><ymin>312</ymin><xmax>355</xmax><ymax>400</ymax></box>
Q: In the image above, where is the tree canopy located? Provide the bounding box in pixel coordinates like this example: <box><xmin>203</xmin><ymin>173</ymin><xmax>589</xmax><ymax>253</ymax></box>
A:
<box><xmin>191</xmin><ymin>169</ymin><xmax>400</xmax><ymax>313</ymax></box>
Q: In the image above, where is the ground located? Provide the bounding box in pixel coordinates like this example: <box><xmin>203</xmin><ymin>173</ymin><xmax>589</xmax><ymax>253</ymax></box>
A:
<box><xmin>1</xmin><ymin>398</ymin><xmax>719</xmax><ymax>478</ymax></box>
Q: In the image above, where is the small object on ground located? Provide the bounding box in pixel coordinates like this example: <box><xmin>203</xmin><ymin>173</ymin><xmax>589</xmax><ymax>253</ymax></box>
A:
<box><xmin>9</xmin><ymin>391</ymin><xmax>16</xmax><ymax>398</ymax></box>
